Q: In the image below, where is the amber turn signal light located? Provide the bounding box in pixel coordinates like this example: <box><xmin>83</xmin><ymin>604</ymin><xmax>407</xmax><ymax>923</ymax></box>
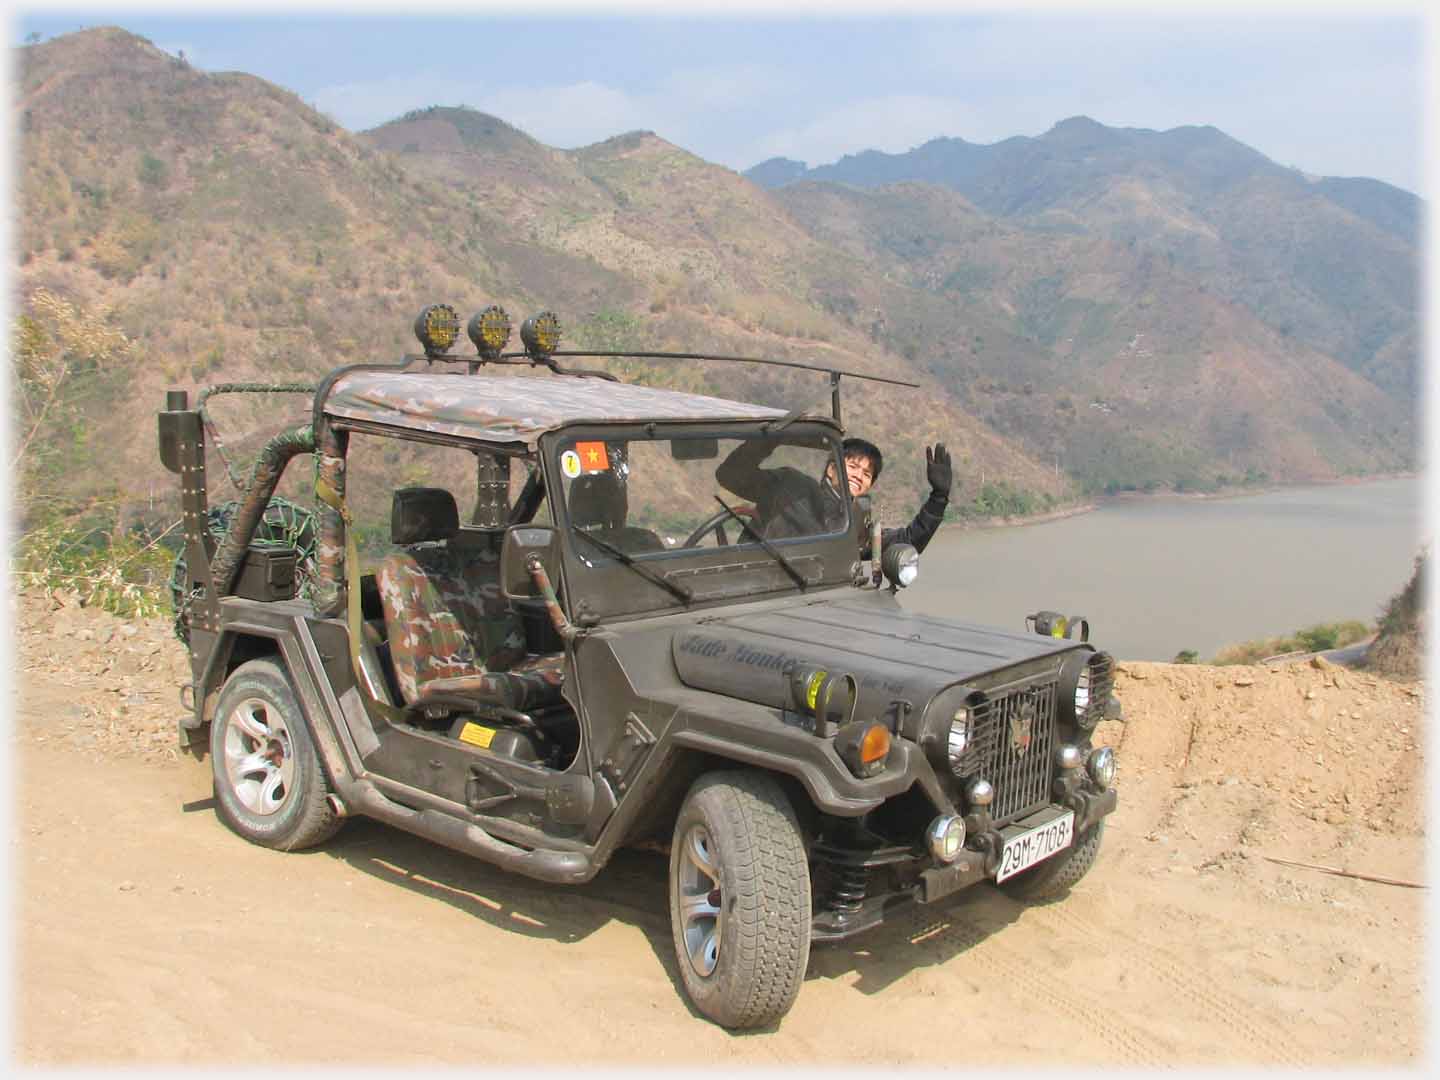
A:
<box><xmin>835</xmin><ymin>720</ymin><xmax>891</xmax><ymax>779</ymax></box>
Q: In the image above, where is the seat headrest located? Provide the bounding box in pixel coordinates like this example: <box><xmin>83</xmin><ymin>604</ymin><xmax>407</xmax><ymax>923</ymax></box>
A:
<box><xmin>569</xmin><ymin>472</ymin><xmax>627</xmax><ymax>531</ymax></box>
<box><xmin>391</xmin><ymin>487</ymin><xmax>459</xmax><ymax>545</ymax></box>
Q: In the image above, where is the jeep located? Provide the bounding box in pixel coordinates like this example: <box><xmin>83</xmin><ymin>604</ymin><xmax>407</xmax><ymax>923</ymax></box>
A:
<box><xmin>158</xmin><ymin>304</ymin><xmax>1120</xmax><ymax>1029</ymax></box>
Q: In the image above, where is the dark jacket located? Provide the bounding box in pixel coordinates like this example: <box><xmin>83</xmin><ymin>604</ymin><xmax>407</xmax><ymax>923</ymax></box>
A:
<box><xmin>716</xmin><ymin>441</ymin><xmax>846</xmax><ymax>539</ymax></box>
<box><xmin>717</xmin><ymin>441</ymin><xmax>947</xmax><ymax>553</ymax></box>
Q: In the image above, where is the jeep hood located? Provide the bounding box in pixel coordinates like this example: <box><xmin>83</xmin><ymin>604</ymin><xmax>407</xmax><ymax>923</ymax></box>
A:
<box><xmin>674</xmin><ymin>593</ymin><xmax>1079</xmax><ymax>718</ymax></box>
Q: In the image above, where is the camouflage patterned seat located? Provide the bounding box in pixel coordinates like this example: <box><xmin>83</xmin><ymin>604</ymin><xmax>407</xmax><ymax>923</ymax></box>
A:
<box><xmin>376</xmin><ymin>487</ymin><xmax>564</xmax><ymax>713</ymax></box>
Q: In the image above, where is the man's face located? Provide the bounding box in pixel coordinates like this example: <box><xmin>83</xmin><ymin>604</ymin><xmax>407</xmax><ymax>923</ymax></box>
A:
<box><xmin>826</xmin><ymin>452</ymin><xmax>875</xmax><ymax>497</ymax></box>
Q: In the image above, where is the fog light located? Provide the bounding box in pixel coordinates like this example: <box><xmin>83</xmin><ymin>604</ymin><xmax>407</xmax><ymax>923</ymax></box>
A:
<box><xmin>966</xmin><ymin>778</ymin><xmax>994</xmax><ymax>807</ymax></box>
<box><xmin>927</xmin><ymin>815</ymin><xmax>967</xmax><ymax>863</ymax></box>
<box><xmin>1087</xmin><ymin>746</ymin><xmax>1116</xmax><ymax>790</ymax></box>
<box><xmin>1057</xmin><ymin>744</ymin><xmax>1084</xmax><ymax>770</ymax></box>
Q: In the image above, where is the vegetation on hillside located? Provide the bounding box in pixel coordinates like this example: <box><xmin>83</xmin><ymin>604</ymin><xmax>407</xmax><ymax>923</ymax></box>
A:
<box><xmin>1368</xmin><ymin>552</ymin><xmax>1426</xmax><ymax>679</ymax></box>
<box><xmin>11</xmin><ymin>28</ymin><xmax>1419</xmax><ymax>545</ymax></box>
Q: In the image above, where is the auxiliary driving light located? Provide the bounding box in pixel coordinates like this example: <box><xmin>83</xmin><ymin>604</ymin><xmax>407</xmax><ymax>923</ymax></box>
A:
<box><xmin>520</xmin><ymin>311</ymin><xmax>563</xmax><ymax>357</ymax></box>
<box><xmin>1027</xmin><ymin>610</ymin><xmax>1089</xmax><ymax>642</ymax></box>
<box><xmin>467</xmin><ymin>305</ymin><xmax>512</xmax><ymax>360</ymax></box>
<box><xmin>835</xmin><ymin>719</ymin><xmax>891</xmax><ymax>779</ymax></box>
<box><xmin>927</xmin><ymin>815</ymin><xmax>967</xmax><ymax>863</ymax></box>
<box><xmin>1087</xmin><ymin>746</ymin><xmax>1116</xmax><ymax>790</ymax></box>
<box><xmin>414</xmin><ymin>303</ymin><xmax>460</xmax><ymax>357</ymax></box>
<box><xmin>1057</xmin><ymin>744</ymin><xmax>1084</xmax><ymax>770</ymax></box>
<box><xmin>881</xmin><ymin>542</ymin><xmax>920</xmax><ymax>589</ymax></box>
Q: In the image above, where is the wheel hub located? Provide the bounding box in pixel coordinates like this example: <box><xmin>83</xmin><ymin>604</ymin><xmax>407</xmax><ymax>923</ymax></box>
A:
<box><xmin>677</xmin><ymin>823</ymin><xmax>723</xmax><ymax>978</ymax></box>
<box><xmin>222</xmin><ymin>696</ymin><xmax>295</xmax><ymax>817</ymax></box>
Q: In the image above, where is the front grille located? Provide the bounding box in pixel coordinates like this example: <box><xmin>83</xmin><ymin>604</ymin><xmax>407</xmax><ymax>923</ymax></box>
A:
<box><xmin>970</xmin><ymin>674</ymin><xmax>1058</xmax><ymax>822</ymax></box>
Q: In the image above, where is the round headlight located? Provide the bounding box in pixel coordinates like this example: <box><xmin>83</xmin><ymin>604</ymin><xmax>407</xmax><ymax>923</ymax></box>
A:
<box><xmin>927</xmin><ymin>815</ymin><xmax>967</xmax><ymax>864</ymax></box>
<box><xmin>946</xmin><ymin>707</ymin><xmax>969</xmax><ymax>775</ymax></box>
<box><xmin>1087</xmin><ymin>746</ymin><xmax>1116</xmax><ymax>790</ymax></box>
<box><xmin>1057</xmin><ymin>744</ymin><xmax>1084</xmax><ymax>770</ymax></box>
<box><xmin>881</xmin><ymin>543</ymin><xmax>920</xmax><ymax>589</ymax></box>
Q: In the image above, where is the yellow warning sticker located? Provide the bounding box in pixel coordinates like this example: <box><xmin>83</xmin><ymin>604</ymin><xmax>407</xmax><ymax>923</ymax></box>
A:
<box><xmin>805</xmin><ymin>670</ymin><xmax>826</xmax><ymax>711</ymax></box>
<box><xmin>458</xmin><ymin>722</ymin><xmax>496</xmax><ymax>749</ymax></box>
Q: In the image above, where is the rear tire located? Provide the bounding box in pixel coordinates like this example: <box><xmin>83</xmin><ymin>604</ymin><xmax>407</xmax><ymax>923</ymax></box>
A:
<box><xmin>999</xmin><ymin>820</ymin><xmax>1105</xmax><ymax>901</ymax></box>
<box><xmin>210</xmin><ymin>658</ymin><xmax>341</xmax><ymax>851</ymax></box>
<box><xmin>668</xmin><ymin>771</ymin><xmax>811</xmax><ymax>1029</ymax></box>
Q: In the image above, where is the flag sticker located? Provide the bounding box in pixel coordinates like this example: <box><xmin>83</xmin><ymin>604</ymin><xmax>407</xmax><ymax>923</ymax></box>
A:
<box><xmin>575</xmin><ymin>441</ymin><xmax>610</xmax><ymax>472</ymax></box>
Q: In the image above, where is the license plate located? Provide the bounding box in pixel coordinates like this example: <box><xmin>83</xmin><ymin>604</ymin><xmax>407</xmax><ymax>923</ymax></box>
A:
<box><xmin>995</xmin><ymin>810</ymin><xmax>1075</xmax><ymax>883</ymax></box>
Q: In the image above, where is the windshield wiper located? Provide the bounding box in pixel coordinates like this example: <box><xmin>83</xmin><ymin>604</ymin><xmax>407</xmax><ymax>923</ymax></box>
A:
<box><xmin>572</xmin><ymin>529</ymin><xmax>694</xmax><ymax>604</ymax></box>
<box><xmin>712</xmin><ymin>495</ymin><xmax>809</xmax><ymax>592</ymax></box>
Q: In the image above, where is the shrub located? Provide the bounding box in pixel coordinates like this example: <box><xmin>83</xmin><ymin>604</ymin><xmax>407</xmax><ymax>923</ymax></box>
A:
<box><xmin>12</xmin><ymin>510</ymin><xmax>177</xmax><ymax>618</ymax></box>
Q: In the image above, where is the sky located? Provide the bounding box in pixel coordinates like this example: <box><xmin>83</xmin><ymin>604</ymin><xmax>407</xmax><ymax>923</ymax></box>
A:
<box><xmin>10</xmin><ymin>2</ymin><xmax>1433</xmax><ymax>195</ymax></box>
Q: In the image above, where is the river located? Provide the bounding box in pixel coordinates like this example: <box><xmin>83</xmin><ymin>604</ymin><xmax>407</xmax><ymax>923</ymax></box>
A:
<box><xmin>900</xmin><ymin>477</ymin><xmax>1426</xmax><ymax>662</ymax></box>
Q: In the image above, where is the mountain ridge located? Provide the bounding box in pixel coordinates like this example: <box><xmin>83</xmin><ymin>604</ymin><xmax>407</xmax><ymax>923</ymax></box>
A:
<box><xmin>12</xmin><ymin>28</ymin><xmax>1419</xmax><ymax>530</ymax></box>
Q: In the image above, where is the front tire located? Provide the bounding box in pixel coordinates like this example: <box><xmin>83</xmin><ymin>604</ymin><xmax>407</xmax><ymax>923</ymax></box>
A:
<box><xmin>210</xmin><ymin>658</ymin><xmax>342</xmax><ymax>851</ymax></box>
<box><xmin>668</xmin><ymin>771</ymin><xmax>811</xmax><ymax>1029</ymax></box>
<box><xmin>999</xmin><ymin>820</ymin><xmax>1105</xmax><ymax>901</ymax></box>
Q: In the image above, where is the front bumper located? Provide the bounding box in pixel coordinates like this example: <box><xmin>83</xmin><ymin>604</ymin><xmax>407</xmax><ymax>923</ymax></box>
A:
<box><xmin>811</xmin><ymin>785</ymin><xmax>1118</xmax><ymax>941</ymax></box>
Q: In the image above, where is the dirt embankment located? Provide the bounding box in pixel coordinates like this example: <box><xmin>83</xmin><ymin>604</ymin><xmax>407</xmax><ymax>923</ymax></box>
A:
<box><xmin>10</xmin><ymin>589</ymin><xmax>1428</xmax><ymax>1066</ymax></box>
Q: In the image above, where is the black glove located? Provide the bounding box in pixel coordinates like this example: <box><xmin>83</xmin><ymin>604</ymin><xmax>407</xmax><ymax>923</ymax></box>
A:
<box><xmin>926</xmin><ymin>443</ymin><xmax>952</xmax><ymax>498</ymax></box>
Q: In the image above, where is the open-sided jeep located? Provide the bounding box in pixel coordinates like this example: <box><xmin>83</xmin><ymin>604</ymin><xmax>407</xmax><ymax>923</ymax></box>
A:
<box><xmin>159</xmin><ymin>305</ymin><xmax>1120</xmax><ymax>1029</ymax></box>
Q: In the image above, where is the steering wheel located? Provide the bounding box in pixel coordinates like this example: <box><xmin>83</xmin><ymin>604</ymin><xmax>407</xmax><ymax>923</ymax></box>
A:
<box><xmin>681</xmin><ymin>504</ymin><xmax>760</xmax><ymax>548</ymax></box>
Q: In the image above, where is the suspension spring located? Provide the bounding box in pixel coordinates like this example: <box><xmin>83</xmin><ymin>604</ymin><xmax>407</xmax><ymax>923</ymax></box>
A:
<box><xmin>829</xmin><ymin>864</ymin><xmax>869</xmax><ymax>915</ymax></box>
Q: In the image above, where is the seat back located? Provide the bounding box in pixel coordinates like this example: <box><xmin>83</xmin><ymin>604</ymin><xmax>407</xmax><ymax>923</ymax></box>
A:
<box><xmin>377</xmin><ymin>488</ymin><xmax>527</xmax><ymax>706</ymax></box>
<box><xmin>569</xmin><ymin>472</ymin><xmax>665</xmax><ymax>554</ymax></box>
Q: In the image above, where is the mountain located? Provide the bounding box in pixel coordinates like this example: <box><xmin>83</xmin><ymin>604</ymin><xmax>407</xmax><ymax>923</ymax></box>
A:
<box><xmin>12</xmin><ymin>29</ymin><xmax>1419</xmax><ymax>531</ymax></box>
<box><xmin>747</xmin><ymin>117</ymin><xmax>1422</xmax><ymax>404</ymax></box>
<box><xmin>13</xmin><ymin>29</ymin><xmax>1058</xmax><ymax>527</ymax></box>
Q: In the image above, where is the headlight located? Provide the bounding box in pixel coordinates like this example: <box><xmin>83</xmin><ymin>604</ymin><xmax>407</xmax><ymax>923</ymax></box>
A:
<box><xmin>946</xmin><ymin>707</ymin><xmax>969</xmax><ymax>775</ymax></box>
<box><xmin>881</xmin><ymin>542</ymin><xmax>919</xmax><ymax>588</ymax></box>
<box><xmin>923</xmin><ymin>687</ymin><xmax>986</xmax><ymax>779</ymax></box>
<box><xmin>927</xmin><ymin>815</ymin><xmax>967</xmax><ymax>863</ymax></box>
<box><xmin>1057</xmin><ymin>649</ymin><xmax>1115</xmax><ymax>730</ymax></box>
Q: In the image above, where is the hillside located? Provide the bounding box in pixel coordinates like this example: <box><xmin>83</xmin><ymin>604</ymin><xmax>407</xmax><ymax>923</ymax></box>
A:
<box><xmin>749</xmin><ymin>116</ymin><xmax>1422</xmax><ymax>409</ymax></box>
<box><xmin>10</xmin><ymin>28</ymin><xmax>1420</xmax><ymax>534</ymax></box>
<box><xmin>13</xmin><ymin>30</ymin><xmax>1060</xmax><ymax>531</ymax></box>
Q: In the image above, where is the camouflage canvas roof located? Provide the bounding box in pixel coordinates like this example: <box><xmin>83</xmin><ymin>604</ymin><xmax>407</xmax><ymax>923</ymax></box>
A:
<box><xmin>323</xmin><ymin>371</ymin><xmax>787</xmax><ymax>445</ymax></box>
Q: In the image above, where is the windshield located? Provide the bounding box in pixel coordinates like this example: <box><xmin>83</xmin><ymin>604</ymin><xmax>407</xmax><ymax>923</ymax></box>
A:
<box><xmin>556</xmin><ymin>431</ymin><xmax>849</xmax><ymax>556</ymax></box>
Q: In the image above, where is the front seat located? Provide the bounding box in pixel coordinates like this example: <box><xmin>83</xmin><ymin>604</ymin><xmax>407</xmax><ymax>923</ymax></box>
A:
<box><xmin>376</xmin><ymin>487</ymin><xmax>563</xmax><ymax>713</ymax></box>
<box><xmin>569</xmin><ymin>471</ymin><xmax>664</xmax><ymax>554</ymax></box>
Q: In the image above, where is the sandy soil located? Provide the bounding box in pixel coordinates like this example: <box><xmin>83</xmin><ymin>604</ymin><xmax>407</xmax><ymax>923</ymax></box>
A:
<box><xmin>10</xmin><ymin>589</ymin><xmax>1429</xmax><ymax>1066</ymax></box>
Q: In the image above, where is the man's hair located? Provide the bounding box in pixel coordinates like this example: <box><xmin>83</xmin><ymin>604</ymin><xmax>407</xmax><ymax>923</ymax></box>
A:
<box><xmin>842</xmin><ymin>437</ymin><xmax>883</xmax><ymax>481</ymax></box>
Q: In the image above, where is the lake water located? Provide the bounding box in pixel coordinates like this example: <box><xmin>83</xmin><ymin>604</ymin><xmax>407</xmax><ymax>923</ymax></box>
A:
<box><xmin>900</xmin><ymin>477</ymin><xmax>1426</xmax><ymax>662</ymax></box>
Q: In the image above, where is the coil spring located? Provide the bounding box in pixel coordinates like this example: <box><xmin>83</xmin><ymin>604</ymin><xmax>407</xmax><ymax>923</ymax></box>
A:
<box><xmin>829</xmin><ymin>864</ymin><xmax>869</xmax><ymax>915</ymax></box>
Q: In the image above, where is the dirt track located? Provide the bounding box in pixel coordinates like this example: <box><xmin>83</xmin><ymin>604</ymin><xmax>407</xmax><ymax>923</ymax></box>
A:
<box><xmin>11</xmin><ymin>590</ymin><xmax>1428</xmax><ymax>1066</ymax></box>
